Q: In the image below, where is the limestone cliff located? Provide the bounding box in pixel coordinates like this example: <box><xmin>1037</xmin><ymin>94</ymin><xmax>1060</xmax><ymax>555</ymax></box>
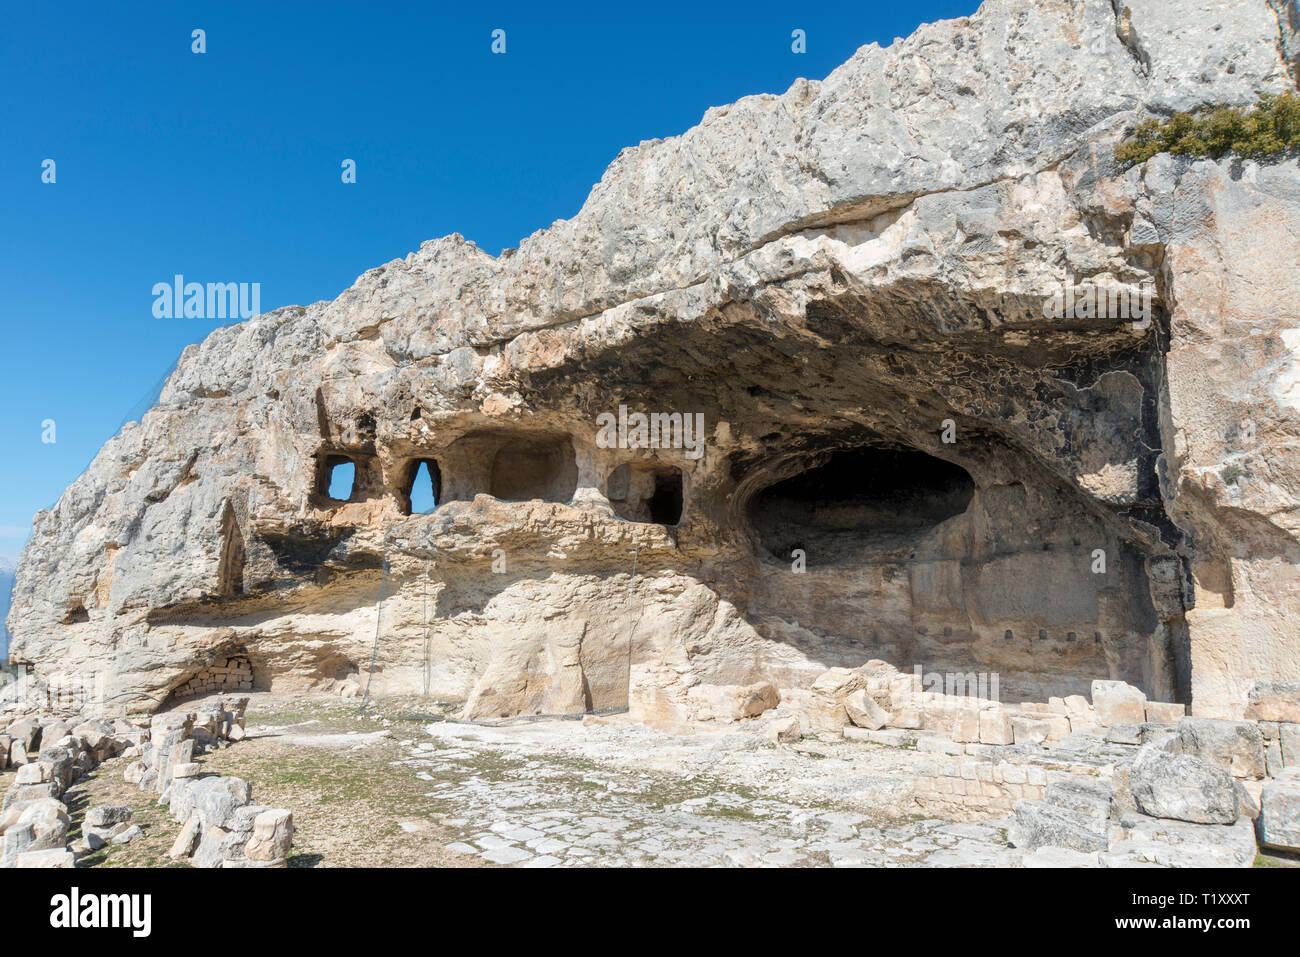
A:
<box><xmin>8</xmin><ymin>0</ymin><xmax>1300</xmax><ymax>720</ymax></box>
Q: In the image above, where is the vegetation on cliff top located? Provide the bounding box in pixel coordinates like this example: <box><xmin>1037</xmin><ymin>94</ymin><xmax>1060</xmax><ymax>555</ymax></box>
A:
<box><xmin>1117</xmin><ymin>92</ymin><xmax>1300</xmax><ymax>165</ymax></box>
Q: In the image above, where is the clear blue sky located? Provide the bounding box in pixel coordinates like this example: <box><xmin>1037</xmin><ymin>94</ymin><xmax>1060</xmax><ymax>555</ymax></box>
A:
<box><xmin>0</xmin><ymin>0</ymin><xmax>980</xmax><ymax>563</ymax></box>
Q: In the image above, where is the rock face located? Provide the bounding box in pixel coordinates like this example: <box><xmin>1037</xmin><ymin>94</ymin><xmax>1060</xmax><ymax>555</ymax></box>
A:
<box><xmin>6</xmin><ymin>0</ymin><xmax>1300</xmax><ymax>721</ymax></box>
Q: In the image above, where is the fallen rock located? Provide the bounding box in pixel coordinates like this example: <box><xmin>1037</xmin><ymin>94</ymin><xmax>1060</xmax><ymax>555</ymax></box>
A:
<box><xmin>1105</xmin><ymin>816</ymin><xmax>1257</xmax><ymax>868</ymax></box>
<box><xmin>111</xmin><ymin>824</ymin><xmax>143</xmax><ymax>845</ymax></box>
<box><xmin>736</xmin><ymin>682</ymin><xmax>779</xmax><ymax>718</ymax></box>
<box><xmin>244</xmin><ymin>808</ymin><xmax>294</xmax><ymax>862</ymax></box>
<box><xmin>1257</xmin><ymin>768</ymin><xmax>1300</xmax><ymax>852</ymax></box>
<box><xmin>168</xmin><ymin>814</ymin><xmax>201</xmax><ymax>859</ymax></box>
<box><xmin>189</xmin><ymin>776</ymin><xmax>252</xmax><ymax>829</ymax></box>
<box><xmin>844</xmin><ymin>690</ymin><xmax>888</xmax><ymax>731</ymax></box>
<box><xmin>1021</xmin><ymin>846</ymin><xmax>1100</xmax><ymax>868</ymax></box>
<box><xmin>764</xmin><ymin>716</ymin><xmax>802</xmax><ymax>745</ymax></box>
<box><xmin>16</xmin><ymin>799</ymin><xmax>70</xmax><ymax>852</ymax></box>
<box><xmin>1128</xmin><ymin>747</ymin><xmax>1238</xmax><ymax>825</ymax></box>
<box><xmin>1010</xmin><ymin>801</ymin><xmax>1109</xmax><ymax>853</ymax></box>
<box><xmin>85</xmin><ymin>805</ymin><xmax>132</xmax><ymax>829</ymax></box>
<box><xmin>15</xmin><ymin>848</ymin><xmax>74</xmax><ymax>868</ymax></box>
<box><xmin>1175</xmin><ymin>717</ymin><xmax>1266</xmax><ymax>780</ymax></box>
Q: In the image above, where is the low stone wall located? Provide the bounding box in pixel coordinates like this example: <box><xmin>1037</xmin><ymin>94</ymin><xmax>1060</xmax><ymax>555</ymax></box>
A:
<box><xmin>1</xmin><ymin>694</ymin><xmax>293</xmax><ymax>868</ymax></box>
<box><xmin>168</xmin><ymin>656</ymin><xmax>254</xmax><ymax>700</ymax></box>
<box><xmin>120</xmin><ymin>698</ymin><xmax>294</xmax><ymax>867</ymax></box>
<box><xmin>913</xmin><ymin>760</ymin><xmax>1049</xmax><ymax>815</ymax></box>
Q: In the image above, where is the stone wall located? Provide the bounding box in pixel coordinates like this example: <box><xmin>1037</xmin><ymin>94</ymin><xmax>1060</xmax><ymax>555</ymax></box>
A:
<box><xmin>168</xmin><ymin>656</ymin><xmax>254</xmax><ymax>701</ymax></box>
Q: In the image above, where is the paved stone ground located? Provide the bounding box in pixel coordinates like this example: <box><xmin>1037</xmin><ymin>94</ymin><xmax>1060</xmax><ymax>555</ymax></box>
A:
<box><xmin>384</xmin><ymin>718</ymin><xmax>1022</xmax><ymax>867</ymax></box>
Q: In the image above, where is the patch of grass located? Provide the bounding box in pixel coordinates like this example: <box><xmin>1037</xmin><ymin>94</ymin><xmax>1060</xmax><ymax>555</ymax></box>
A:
<box><xmin>1117</xmin><ymin>92</ymin><xmax>1300</xmax><ymax>165</ymax></box>
<box><xmin>1255</xmin><ymin>850</ymin><xmax>1300</xmax><ymax>868</ymax></box>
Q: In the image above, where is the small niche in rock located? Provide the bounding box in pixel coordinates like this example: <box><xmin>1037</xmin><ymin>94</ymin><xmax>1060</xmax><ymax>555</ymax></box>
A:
<box><xmin>399</xmin><ymin>458</ymin><xmax>442</xmax><ymax>514</ymax></box>
<box><xmin>608</xmin><ymin>463</ymin><xmax>684</xmax><ymax>526</ymax></box>
<box><xmin>489</xmin><ymin>437</ymin><xmax>578</xmax><ymax>503</ymax></box>
<box><xmin>62</xmin><ymin>603</ymin><xmax>90</xmax><ymax>624</ymax></box>
<box><xmin>748</xmin><ymin>446</ymin><xmax>974</xmax><ymax>561</ymax></box>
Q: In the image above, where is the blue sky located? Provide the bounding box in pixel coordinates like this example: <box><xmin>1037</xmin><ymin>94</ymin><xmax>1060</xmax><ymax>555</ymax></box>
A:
<box><xmin>0</xmin><ymin>0</ymin><xmax>980</xmax><ymax>563</ymax></box>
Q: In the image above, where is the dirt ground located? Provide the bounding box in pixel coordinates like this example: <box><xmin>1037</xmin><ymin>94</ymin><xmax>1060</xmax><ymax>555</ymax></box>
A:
<box><xmin>66</xmin><ymin>693</ymin><xmax>489</xmax><ymax>868</ymax></box>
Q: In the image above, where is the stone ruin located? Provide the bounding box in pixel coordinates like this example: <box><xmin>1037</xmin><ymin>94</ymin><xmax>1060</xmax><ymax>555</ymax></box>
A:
<box><xmin>168</xmin><ymin>656</ymin><xmax>255</xmax><ymax>701</ymax></box>
<box><xmin>795</xmin><ymin>658</ymin><xmax>1300</xmax><ymax>864</ymax></box>
<box><xmin>5</xmin><ymin>0</ymin><xmax>1300</xmax><ymax>815</ymax></box>
<box><xmin>0</xmin><ymin>694</ymin><xmax>293</xmax><ymax>868</ymax></box>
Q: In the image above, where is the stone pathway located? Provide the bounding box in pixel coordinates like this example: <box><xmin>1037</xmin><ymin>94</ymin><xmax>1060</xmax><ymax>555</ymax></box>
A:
<box><xmin>386</xmin><ymin>720</ymin><xmax>1021</xmax><ymax>867</ymax></box>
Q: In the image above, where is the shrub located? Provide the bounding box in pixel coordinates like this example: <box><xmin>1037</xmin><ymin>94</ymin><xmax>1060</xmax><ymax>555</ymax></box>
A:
<box><xmin>1116</xmin><ymin>92</ymin><xmax>1300</xmax><ymax>165</ymax></box>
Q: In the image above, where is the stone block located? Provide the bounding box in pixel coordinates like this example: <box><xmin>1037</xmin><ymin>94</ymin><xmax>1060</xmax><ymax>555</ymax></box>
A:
<box><xmin>763</xmin><ymin>715</ymin><xmax>802</xmax><ymax>745</ymax></box>
<box><xmin>1257</xmin><ymin>768</ymin><xmax>1300</xmax><ymax>851</ymax></box>
<box><xmin>1176</xmin><ymin>717</ymin><xmax>1266</xmax><ymax>780</ymax></box>
<box><xmin>1012</xmin><ymin>717</ymin><xmax>1051</xmax><ymax>746</ymax></box>
<box><xmin>1091</xmin><ymin>680</ymin><xmax>1146</xmax><ymax>727</ymax></box>
<box><xmin>244</xmin><ymin>808</ymin><xmax>294</xmax><ymax>862</ymax></box>
<box><xmin>951</xmin><ymin>708</ymin><xmax>981</xmax><ymax>743</ymax></box>
<box><xmin>887</xmin><ymin>709</ymin><xmax>922</xmax><ymax>730</ymax></box>
<box><xmin>85</xmin><ymin>804</ymin><xmax>132</xmax><ymax>829</ymax></box>
<box><xmin>1144</xmin><ymin>701</ymin><xmax>1186</xmax><ymax>724</ymax></box>
<box><xmin>979</xmin><ymin>711</ymin><xmax>1015</xmax><ymax>745</ymax></box>
<box><xmin>1104</xmin><ymin>724</ymin><xmax>1142</xmax><ymax>746</ymax></box>
<box><xmin>1245</xmin><ymin>681</ymin><xmax>1300</xmax><ymax>724</ymax></box>
<box><xmin>1010</xmin><ymin>800</ymin><xmax>1108</xmax><ymax>853</ymax></box>
<box><xmin>1280</xmin><ymin>723</ymin><xmax>1300</xmax><ymax>769</ymax></box>
<box><xmin>844</xmin><ymin>690</ymin><xmax>888</xmax><ymax>731</ymax></box>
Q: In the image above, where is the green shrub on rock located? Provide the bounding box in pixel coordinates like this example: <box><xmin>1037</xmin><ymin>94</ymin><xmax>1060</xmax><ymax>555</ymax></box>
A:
<box><xmin>1117</xmin><ymin>92</ymin><xmax>1300</xmax><ymax>164</ymax></box>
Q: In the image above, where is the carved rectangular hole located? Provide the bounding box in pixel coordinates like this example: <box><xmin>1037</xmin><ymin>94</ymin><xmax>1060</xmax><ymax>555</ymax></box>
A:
<box><xmin>319</xmin><ymin>455</ymin><xmax>356</xmax><ymax>503</ymax></box>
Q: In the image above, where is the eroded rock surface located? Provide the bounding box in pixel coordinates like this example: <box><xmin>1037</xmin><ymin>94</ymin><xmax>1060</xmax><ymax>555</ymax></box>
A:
<box><xmin>7</xmin><ymin>0</ymin><xmax>1300</xmax><ymax>722</ymax></box>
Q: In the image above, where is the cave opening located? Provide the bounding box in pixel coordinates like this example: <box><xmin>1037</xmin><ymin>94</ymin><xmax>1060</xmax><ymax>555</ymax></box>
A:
<box><xmin>62</xmin><ymin>602</ymin><xmax>89</xmax><ymax>624</ymax></box>
<box><xmin>319</xmin><ymin>455</ymin><xmax>357</xmax><ymax>503</ymax></box>
<box><xmin>607</xmin><ymin>463</ymin><xmax>684</xmax><ymax>526</ymax></box>
<box><xmin>748</xmin><ymin>446</ymin><xmax>975</xmax><ymax>561</ymax></box>
<box><xmin>400</xmin><ymin>458</ymin><xmax>442</xmax><ymax>514</ymax></box>
<box><xmin>489</xmin><ymin>437</ymin><xmax>577</xmax><ymax>503</ymax></box>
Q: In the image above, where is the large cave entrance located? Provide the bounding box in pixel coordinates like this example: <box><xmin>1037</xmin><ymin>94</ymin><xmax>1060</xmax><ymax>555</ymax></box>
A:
<box><xmin>748</xmin><ymin>446</ymin><xmax>974</xmax><ymax>563</ymax></box>
<box><xmin>742</xmin><ymin>442</ymin><xmax>1158</xmax><ymax>703</ymax></box>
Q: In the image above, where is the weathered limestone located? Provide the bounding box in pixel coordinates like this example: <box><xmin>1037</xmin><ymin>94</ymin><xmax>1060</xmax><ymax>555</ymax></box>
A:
<box><xmin>1174</xmin><ymin>717</ymin><xmax>1267</xmax><ymax>780</ymax></box>
<box><xmin>1092</xmin><ymin>681</ymin><xmax>1148</xmax><ymax>728</ymax></box>
<box><xmin>844</xmin><ymin>690</ymin><xmax>888</xmax><ymax>731</ymax></box>
<box><xmin>1246</xmin><ymin>681</ymin><xmax>1300</xmax><ymax>724</ymax></box>
<box><xmin>979</xmin><ymin>712</ymin><xmax>1015</xmax><ymax>746</ymax></box>
<box><xmin>1011</xmin><ymin>801</ymin><xmax>1109</xmax><ymax>853</ymax></box>
<box><xmin>1127</xmin><ymin>747</ymin><xmax>1238</xmax><ymax>824</ymax></box>
<box><xmin>1257</xmin><ymin>768</ymin><xmax>1300</xmax><ymax>851</ymax></box>
<box><xmin>3</xmin><ymin>0</ymin><xmax>1299</xmax><ymax>726</ymax></box>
